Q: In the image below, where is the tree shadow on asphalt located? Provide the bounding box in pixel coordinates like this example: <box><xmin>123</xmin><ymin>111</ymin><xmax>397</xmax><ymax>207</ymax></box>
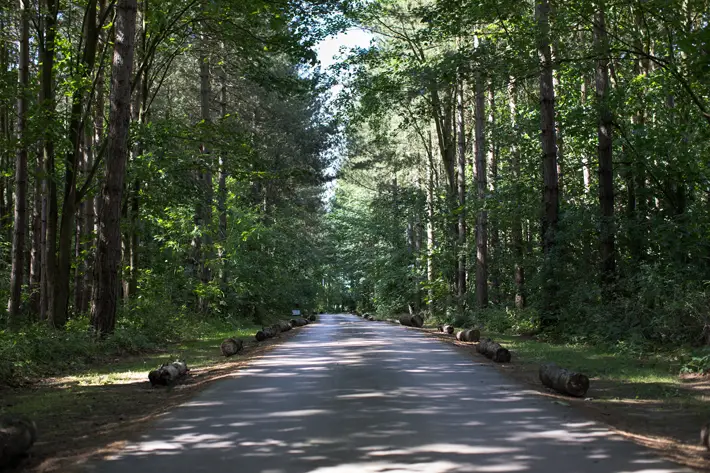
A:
<box><xmin>81</xmin><ymin>315</ymin><xmax>693</xmax><ymax>473</ymax></box>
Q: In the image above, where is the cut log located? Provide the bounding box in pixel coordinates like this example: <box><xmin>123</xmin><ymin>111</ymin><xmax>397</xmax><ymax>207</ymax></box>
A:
<box><xmin>308</xmin><ymin>314</ymin><xmax>317</xmax><ymax>322</ymax></box>
<box><xmin>399</xmin><ymin>314</ymin><xmax>423</xmax><ymax>328</ymax></box>
<box><xmin>276</xmin><ymin>320</ymin><xmax>292</xmax><ymax>332</ymax></box>
<box><xmin>476</xmin><ymin>338</ymin><xmax>511</xmax><ymax>363</ymax></box>
<box><xmin>701</xmin><ymin>423</ymin><xmax>710</xmax><ymax>451</ymax></box>
<box><xmin>256</xmin><ymin>326</ymin><xmax>279</xmax><ymax>341</ymax></box>
<box><xmin>456</xmin><ymin>329</ymin><xmax>480</xmax><ymax>342</ymax></box>
<box><xmin>0</xmin><ymin>416</ymin><xmax>37</xmax><ymax>468</ymax></box>
<box><xmin>539</xmin><ymin>362</ymin><xmax>589</xmax><ymax>397</ymax></box>
<box><xmin>442</xmin><ymin>325</ymin><xmax>454</xmax><ymax>335</ymax></box>
<box><xmin>220</xmin><ymin>338</ymin><xmax>244</xmax><ymax>357</ymax></box>
<box><xmin>289</xmin><ymin>317</ymin><xmax>309</xmax><ymax>328</ymax></box>
<box><xmin>148</xmin><ymin>360</ymin><xmax>189</xmax><ymax>386</ymax></box>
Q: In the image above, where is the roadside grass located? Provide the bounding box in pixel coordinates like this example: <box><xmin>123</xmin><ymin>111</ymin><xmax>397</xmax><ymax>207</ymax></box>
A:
<box><xmin>489</xmin><ymin>334</ymin><xmax>691</xmax><ymax>400</ymax></box>
<box><xmin>1</xmin><ymin>324</ymin><xmax>260</xmax><ymax>419</ymax></box>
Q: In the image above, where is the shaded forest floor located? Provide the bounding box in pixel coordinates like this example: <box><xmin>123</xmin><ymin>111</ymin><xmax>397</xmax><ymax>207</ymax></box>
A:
<box><xmin>416</xmin><ymin>324</ymin><xmax>710</xmax><ymax>471</ymax></box>
<box><xmin>0</xmin><ymin>325</ymin><xmax>307</xmax><ymax>472</ymax></box>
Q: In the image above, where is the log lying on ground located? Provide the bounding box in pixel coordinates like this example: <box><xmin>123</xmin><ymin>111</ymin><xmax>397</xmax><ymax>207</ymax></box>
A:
<box><xmin>289</xmin><ymin>317</ymin><xmax>309</xmax><ymax>328</ymax></box>
<box><xmin>701</xmin><ymin>423</ymin><xmax>710</xmax><ymax>451</ymax></box>
<box><xmin>276</xmin><ymin>320</ymin><xmax>292</xmax><ymax>332</ymax></box>
<box><xmin>456</xmin><ymin>329</ymin><xmax>480</xmax><ymax>342</ymax></box>
<box><xmin>308</xmin><ymin>314</ymin><xmax>317</xmax><ymax>322</ymax></box>
<box><xmin>438</xmin><ymin>324</ymin><xmax>454</xmax><ymax>334</ymax></box>
<box><xmin>148</xmin><ymin>360</ymin><xmax>189</xmax><ymax>386</ymax></box>
<box><xmin>255</xmin><ymin>326</ymin><xmax>277</xmax><ymax>342</ymax></box>
<box><xmin>399</xmin><ymin>314</ymin><xmax>424</xmax><ymax>328</ymax></box>
<box><xmin>476</xmin><ymin>338</ymin><xmax>511</xmax><ymax>363</ymax></box>
<box><xmin>0</xmin><ymin>416</ymin><xmax>37</xmax><ymax>469</ymax></box>
<box><xmin>220</xmin><ymin>338</ymin><xmax>244</xmax><ymax>357</ymax></box>
<box><xmin>538</xmin><ymin>362</ymin><xmax>589</xmax><ymax>397</ymax></box>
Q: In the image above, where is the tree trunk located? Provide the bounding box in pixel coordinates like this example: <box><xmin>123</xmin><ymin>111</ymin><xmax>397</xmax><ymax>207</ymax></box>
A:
<box><xmin>508</xmin><ymin>78</ymin><xmax>525</xmax><ymax>309</ymax></box>
<box><xmin>536</xmin><ymin>0</ymin><xmax>560</xmax><ymax>320</ymax></box>
<box><xmin>474</xmin><ymin>78</ymin><xmax>488</xmax><ymax>309</ymax></box>
<box><xmin>487</xmin><ymin>83</ymin><xmax>500</xmax><ymax>304</ymax></box>
<box><xmin>91</xmin><ymin>0</ymin><xmax>138</xmax><ymax>336</ymax></box>
<box><xmin>29</xmin><ymin>145</ymin><xmax>42</xmax><ymax>317</ymax></box>
<box><xmin>53</xmin><ymin>0</ymin><xmax>99</xmax><ymax>327</ymax></box>
<box><xmin>426</xmin><ymin>134</ymin><xmax>435</xmax><ymax>307</ymax></box>
<box><xmin>595</xmin><ymin>1</ymin><xmax>615</xmax><ymax>283</ymax></box>
<box><xmin>456</xmin><ymin>79</ymin><xmax>466</xmax><ymax>307</ymax></box>
<box><xmin>218</xmin><ymin>60</ymin><xmax>228</xmax><ymax>283</ymax></box>
<box><xmin>7</xmin><ymin>0</ymin><xmax>31</xmax><ymax>326</ymax></box>
<box><xmin>539</xmin><ymin>362</ymin><xmax>590</xmax><ymax>397</ymax></box>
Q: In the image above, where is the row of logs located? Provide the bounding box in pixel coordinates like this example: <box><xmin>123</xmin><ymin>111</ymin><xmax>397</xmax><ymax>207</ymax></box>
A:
<box><xmin>358</xmin><ymin>312</ymin><xmax>590</xmax><ymax>399</ymax></box>
<box><xmin>437</xmin><ymin>322</ymin><xmax>590</xmax><ymax>398</ymax></box>
<box><xmin>255</xmin><ymin>315</ymin><xmax>316</xmax><ymax>342</ymax></box>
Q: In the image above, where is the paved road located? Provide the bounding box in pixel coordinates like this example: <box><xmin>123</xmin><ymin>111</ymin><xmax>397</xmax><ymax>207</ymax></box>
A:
<box><xmin>87</xmin><ymin>314</ymin><xmax>690</xmax><ymax>473</ymax></box>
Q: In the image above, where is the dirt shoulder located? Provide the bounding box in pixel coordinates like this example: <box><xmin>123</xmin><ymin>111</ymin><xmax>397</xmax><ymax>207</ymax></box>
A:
<box><xmin>408</xmin><ymin>324</ymin><xmax>710</xmax><ymax>472</ymax></box>
<box><xmin>1</xmin><ymin>326</ymin><xmax>309</xmax><ymax>473</ymax></box>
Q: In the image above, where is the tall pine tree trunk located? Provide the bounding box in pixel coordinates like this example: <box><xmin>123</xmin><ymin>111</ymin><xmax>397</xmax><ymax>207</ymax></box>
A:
<box><xmin>198</xmin><ymin>38</ymin><xmax>213</xmax><ymax>297</ymax></box>
<box><xmin>91</xmin><ymin>0</ymin><xmax>138</xmax><ymax>336</ymax></box>
<box><xmin>53</xmin><ymin>0</ymin><xmax>99</xmax><ymax>327</ymax></box>
<box><xmin>487</xmin><ymin>83</ymin><xmax>500</xmax><ymax>304</ymax></box>
<box><xmin>508</xmin><ymin>78</ymin><xmax>525</xmax><ymax>309</ymax></box>
<box><xmin>456</xmin><ymin>79</ymin><xmax>466</xmax><ymax>307</ymax></box>
<box><xmin>7</xmin><ymin>0</ymin><xmax>30</xmax><ymax>326</ymax></box>
<box><xmin>218</xmin><ymin>60</ymin><xmax>228</xmax><ymax>284</ymax></box>
<box><xmin>474</xmin><ymin>78</ymin><xmax>488</xmax><ymax>309</ymax></box>
<box><xmin>537</xmin><ymin>0</ymin><xmax>560</xmax><ymax>320</ymax></box>
<box><xmin>595</xmin><ymin>1</ymin><xmax>615</xmax><ymax>283</ymax></box>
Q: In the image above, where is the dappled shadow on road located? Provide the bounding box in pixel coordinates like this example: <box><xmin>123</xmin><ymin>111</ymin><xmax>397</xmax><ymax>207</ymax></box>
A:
<box><xmin>84</xmin><ymin>315</ymin><xmax>688</xmax><ymax>473</ymax></box>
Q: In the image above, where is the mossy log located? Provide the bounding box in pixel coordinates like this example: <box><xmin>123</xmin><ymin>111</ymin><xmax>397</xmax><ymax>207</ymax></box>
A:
<box><xmin>456</xmin><ymin>329</ymin><xmax>480</xmax><ymax>342</ymax></box>
<box><xmin>399</xmin><ymin>314</ymin><xmax>423</xmax><ymax>328</ymax></box>
<box><xmin>148</xmin><ymin>361</ymin><xmax>189</xmax><ymax>386</ymax></box>
<box><xmin>539</xmin><ymin>362</ymin><xmax>589</xmax><ymax>397</ymax></box>
<box><xmin>0</xmin><ymin>416</ymin><xmax>37</xmax><ymax>468</ymax></box>
<box><xmin>220</xmin><ymin>338</ymin><xmax>244</xmax><ymax>357</ymax></box>
<box><xmin>476</xmin><ymin>338</ymin><xmax>511</xmax><ymax>363</ymax></box>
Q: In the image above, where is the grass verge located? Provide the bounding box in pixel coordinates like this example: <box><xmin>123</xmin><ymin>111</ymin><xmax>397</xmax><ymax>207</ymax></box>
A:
<box><xmin>0</xmin><ymin>322</ymin><xmax>306</xmax><ymax>473</ymax></box>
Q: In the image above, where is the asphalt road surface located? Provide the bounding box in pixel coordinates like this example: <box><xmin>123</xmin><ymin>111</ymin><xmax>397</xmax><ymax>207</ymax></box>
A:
<box><xmin>86</xmin><ymin>313</ymin><xmax>691</xmax><ymax>473</ymax></box>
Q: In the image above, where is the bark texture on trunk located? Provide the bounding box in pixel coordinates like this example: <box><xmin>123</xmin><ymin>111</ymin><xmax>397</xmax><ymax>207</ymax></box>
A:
<box><xmin>456</xmin><ymin>329</ymin><xmax>480</xmax><ymax>342</ymax></box>
<box><xmin>536</xmin><ymin>0</ymin><xmax>559</xmax><ymax>319</ymax></box>
<box><xmin>7</xmin><ymin>0</ymin><xmax>31</xmax><ymax>326</ymax></box>
<box><xmin>220</xmin><ymin>338</ymin><xmax>244</xmax><ymax>357</ymax></box>
<box><xmin>508</xmin><ymin>78</ymin><xmax>525</xmax><ymax>309</ymax></box>
<box><xmin>539</xmin><ymin>362</ymin><xmax>590</xmax><ymax>397</ymax></box>
<box><xmin>399</xmin><ymin>314</ymin><xmax>424</xmax><ymax>328</ymax></box>
<box><xmin>595</xmin><ymin>1</ymin><xmax>615</xmax><ymax>282</ymax></box>
<box><xmin>0</xmin><ymin>416</ymin><xmax>37</xmax><ymax>468</ymax></box>
<box><xmin>456</xmin><ymin>80</ymin><xmax>467</xmax><ymax>304</ymax></box>
<box><xmin>476</xmin><ymin>338</ymin><xmax>511</xmax><ymax>362</ymax></box>
<box><xmin>91</xmin><ymin>0</ymin><xmax>138</xmax><ymax>336</ymax></box>
<box><xmin>474</xmin><ymin>78</ymin><xmax>488</xmax><ymax>309</ymax></box>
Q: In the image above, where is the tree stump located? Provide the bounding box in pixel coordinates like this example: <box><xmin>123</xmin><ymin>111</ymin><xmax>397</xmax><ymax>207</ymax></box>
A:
<box><xmin>456</xmin><ymin>329</ymin><xmax>480</xmax><ymax>342</ymax></box>
<box><xmin>0</xmin><ymin>416</ymin><xmax>37</xmax><ymax>468</ymax></box>
<box><xmin>399</xmin><ymin>314</ymin><xmax>423</xmax><ymax>327</ymax></box>
<box><xmin>148</xmin><ymin>361</ymin><xmax>189</xmax><ymax>386</ymax></box>
<box><xmin>476</xmin><ymin>338</ymin><xmax>511</xmax><ymax>363</ymax></box>
<box><xmin>220</xmin><ymin>338</ymin><xmax>244</xmax><ymax>357</ymax></box>
<box><xmin>539</xmin><ymin>362</ymin><xmax>589</xmax><ymax>397</ymax></box>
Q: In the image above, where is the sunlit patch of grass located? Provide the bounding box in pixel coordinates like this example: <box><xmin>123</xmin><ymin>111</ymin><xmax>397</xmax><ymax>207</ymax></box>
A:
<box><xmin>489</xmin><ymin>333</ymin><xmax>697</xmax><ymax>402</ymax></box>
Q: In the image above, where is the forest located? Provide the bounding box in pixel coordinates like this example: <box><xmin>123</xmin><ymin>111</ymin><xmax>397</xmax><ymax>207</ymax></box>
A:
<box><xmin>1</xmin><ymin>0</ymin><xmax>710</xmax><ymax>386</ymax></box>
<box><xmin>325</xmin><ymin>0</ymin><xmax>710</xmax><ymax>355</ymax></box>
